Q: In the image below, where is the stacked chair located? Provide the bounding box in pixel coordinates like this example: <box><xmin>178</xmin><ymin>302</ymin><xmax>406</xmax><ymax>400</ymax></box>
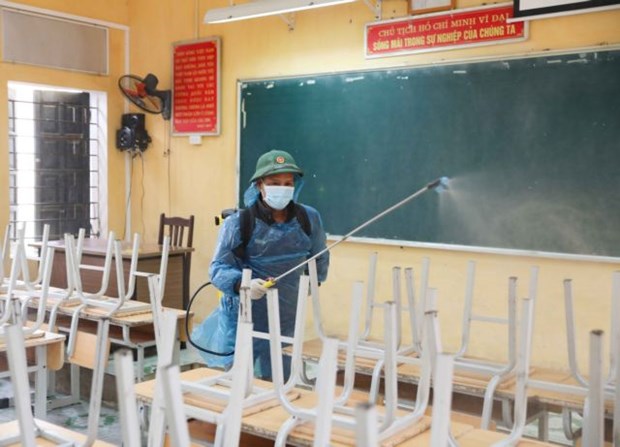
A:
<box><xmin>0</xmin><ymin>224</ymin><xmax>112</xmax><ymax>445</ymax></box>
<box><xmin>0</xmin><ymin>222</ymin><xmax>174</xmax><ymax>445</ymax></box>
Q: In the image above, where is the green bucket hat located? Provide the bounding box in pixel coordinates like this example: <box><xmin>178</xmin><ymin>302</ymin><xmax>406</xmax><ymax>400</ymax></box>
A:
<box><xmin>250</xmin><ymin>150</ymin><xmax>303</xmax><ymax>183</ymax></box>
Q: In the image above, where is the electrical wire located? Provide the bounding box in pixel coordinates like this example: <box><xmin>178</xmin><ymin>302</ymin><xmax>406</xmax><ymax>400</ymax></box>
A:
<box><xmin>166</xmin><ymin>120</ymin><xmax>171</xmax><ymax>215</ymax></box>
<box><xmin>122</xmin><ymin>153</ymin><xmax>134</xmax><ymax>241</ymax></box>
<box><xmin>185</xmin><ymin>281</ymin><xmax>235</xmax><ymax>356</ymax></box>
<box><xmin>140</xmin><ymin>152</ymin><xmax>146</xmax><ymax>235</ymax></box>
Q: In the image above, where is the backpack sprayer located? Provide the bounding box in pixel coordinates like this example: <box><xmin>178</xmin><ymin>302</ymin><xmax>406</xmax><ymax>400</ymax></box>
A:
<box><xmin>186</xmin><ymin>176</ymin><xmax>450</xmax><ymax>356</ymax></box>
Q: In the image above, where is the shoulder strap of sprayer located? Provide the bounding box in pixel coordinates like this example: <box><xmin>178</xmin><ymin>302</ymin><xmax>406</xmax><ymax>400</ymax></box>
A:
<box><xmin>233</xmin><ymin>203</ymin><xmax>311</xmax><ymax>259</ymax></box>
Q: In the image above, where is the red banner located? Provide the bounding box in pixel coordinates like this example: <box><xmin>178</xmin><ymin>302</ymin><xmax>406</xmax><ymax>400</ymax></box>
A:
<box><xmin>366</xmin><ymin>4</ymin><xmax>527</xmax><ymax>58</ymax></box>
<box><xmin>172</xmin><ymin>37</ymin><xmax>220</xmax><ymax>135</ymax></box>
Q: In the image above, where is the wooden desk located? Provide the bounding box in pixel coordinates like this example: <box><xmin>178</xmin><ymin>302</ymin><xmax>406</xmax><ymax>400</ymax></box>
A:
<box><xmin>41</xmin><ymin>238</ymin><xmax>194</xmax><ymax>309</ymax></box>
<box><xmin>49</xmin><ymin>304</ymin><xmax>192</xmax><ymax>382</ymax></box>
<box><xmin>0</xmin><ymin>419</ymin><xmax>115</xmax><ymax>446</ymax></box>
<box><xmin>290</xmin><ymin>339</ymin><xmax>614</xmax><ymax>443</ymax></box>
<box><xmin>0</xmin><ymin>330</ymin><xmax>65</xmax><ymax>418</ymax></box>
<box><xmin>135</xmin><ymin>367</ymin><xmax>474</xmax><ymax>447</ymax></box>
<box><xmin>457</xmin><ymin>429</ymin><xmax>555</xmax><ymax>446</ymax></box>
<box><xmin>289</xmin><ymin>339</ymin><xmax>520</xmax><ymax>399</ymax></box>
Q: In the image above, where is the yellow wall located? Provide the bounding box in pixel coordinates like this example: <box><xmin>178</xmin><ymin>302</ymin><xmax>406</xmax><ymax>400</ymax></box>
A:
<box><xmin>0</xmin><ymin>0</ymin><xmax>130</xmax><ymax>235</ymax></box>
<box><xmin>2</xmin><ymin>0</ymin><xmax>619</xmax><ymax>372</ymax></box>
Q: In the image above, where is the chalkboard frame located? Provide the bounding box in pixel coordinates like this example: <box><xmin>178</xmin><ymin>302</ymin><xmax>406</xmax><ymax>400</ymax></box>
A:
<box><xmin>236</xmin><ymin>46</ymin><xmax>620</xmax><ymax>263</ymax></box>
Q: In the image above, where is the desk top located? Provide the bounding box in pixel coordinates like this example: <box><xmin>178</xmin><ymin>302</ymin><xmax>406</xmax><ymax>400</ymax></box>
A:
<box><xmin>34</xmin><ymin>238</ymin><xmax>194</xmax><ymax>259</ymax></box>
<box><xmin>0</xmin><ymin>420</ymin><xmax>116</xmax><ymax>446</ymax></box>
<box><xmin>135</xmin><ymin>367</ymin><xmax>475</xmax><ymax>447</ymax></box>
<box><xmin>0</xmin><ymin>329</ymin><xmax>65</xmax><ymax>350</ymax></box>
<box><xmin>39</xmin><ymin>301</ymin><xmax>191</xmax><ymax>327</ymax></box>
<box><xmin>0</xmin><ymin>329</ymin><xmax>65</xmax><ymax>371</ymax></box>
<box><xmin>457</xmin><ymin>429</ymin><xmax>555</xmax><ymax>446</ymax></box>
<box><xmin>28</xmin><ymin>293</ymin><xmax>191</xmax><ymax>325</ymax></box>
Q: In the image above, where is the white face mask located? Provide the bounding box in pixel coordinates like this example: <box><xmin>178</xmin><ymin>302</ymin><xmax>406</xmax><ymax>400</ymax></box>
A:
<box><xmin>263</xmin><ymin>185</ymin><xmax>294</xmax><ymax>210</ymax></box>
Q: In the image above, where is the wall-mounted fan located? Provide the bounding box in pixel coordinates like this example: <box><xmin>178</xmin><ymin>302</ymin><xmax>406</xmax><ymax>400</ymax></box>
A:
<box><xmin>118</xmin><ymin>73</ymin><xmax>171</xmax><ymax>120</ymax></box>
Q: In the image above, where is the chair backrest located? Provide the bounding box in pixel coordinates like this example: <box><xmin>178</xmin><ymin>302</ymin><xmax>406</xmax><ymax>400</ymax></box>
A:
<box><xmin>158</xmin><ymin>213</ymin><xmax>194</xmax><ymax>309</ymax></box>
<box><xmin>158</xmin><ymin>213</ymin><xmax>194</xmax><ymax>249</ymax></box>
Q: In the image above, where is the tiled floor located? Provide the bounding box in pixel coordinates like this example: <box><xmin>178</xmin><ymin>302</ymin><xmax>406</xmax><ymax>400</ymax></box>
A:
<box><xmin>0</xmin><ymin>399</ymin><xmax>123</xmax><ymax>444</ymax></box>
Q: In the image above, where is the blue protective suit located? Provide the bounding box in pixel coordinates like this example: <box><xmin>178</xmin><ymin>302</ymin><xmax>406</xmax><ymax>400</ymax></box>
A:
<box><xmin>194</xmin><ymin>198</ymin><xmax>329</xmax><ymax>380</ymax></box>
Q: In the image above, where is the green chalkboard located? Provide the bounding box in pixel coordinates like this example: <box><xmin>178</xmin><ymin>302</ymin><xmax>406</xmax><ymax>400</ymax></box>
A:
<box><xmin>238</xmin><ymin>50</ymin><xmax>620</xmax><ymax>257</ymax></box>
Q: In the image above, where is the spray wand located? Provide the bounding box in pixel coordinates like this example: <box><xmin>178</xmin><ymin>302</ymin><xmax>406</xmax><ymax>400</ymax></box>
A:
<box><xmin>263</xmin><ymin>176</ymin><xmax>450</xmax><ymax>288</ymax></box>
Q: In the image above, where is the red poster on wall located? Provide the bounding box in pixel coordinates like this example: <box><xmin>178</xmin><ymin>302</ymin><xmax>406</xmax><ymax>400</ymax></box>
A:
<box><xmin>172</xmin><ymin>37</ymin><xmax>221</xmax><ymax>135</ymax></box>
<box><xmin>366</xmin><ymin>3</ymin><xmax>527</xmax><ymax>58</ymax></box>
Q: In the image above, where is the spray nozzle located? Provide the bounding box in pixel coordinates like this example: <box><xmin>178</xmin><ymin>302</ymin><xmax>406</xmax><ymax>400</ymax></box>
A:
<box><xmin>427</xmin><ymin>176</ymin><xmax>450</xmax><ymax>193</ymax></box>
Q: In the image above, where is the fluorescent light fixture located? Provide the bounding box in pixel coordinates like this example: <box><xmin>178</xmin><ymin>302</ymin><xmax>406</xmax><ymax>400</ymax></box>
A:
<box><xmin>204</xmin><ymin>0</ymin><xmax>356</xmax><ymax>24</ymax></box>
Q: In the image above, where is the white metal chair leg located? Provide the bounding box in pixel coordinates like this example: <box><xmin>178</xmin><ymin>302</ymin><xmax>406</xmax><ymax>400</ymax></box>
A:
<box><xmin>85</xmin><ymin>317</ymin><xmax>111</xmax><ymax>446</ymax></box>
<box><xmin>361</xmin><ymin>251</ymin><xmax>378</xmax><ymax>340</ymax></box>
<box><xmin>18</xmin><ymin>223</ymin><xmax>50</xmax><ymax>290</ymax></box>
<box><xmin>404</xmin><ymin>266</ymin><xmax>421</xmax><ymax>353</ymax></box>
<box><xmin>492</xmin><ymin>296</ymin><xmax>536</xmax><ymax>447</ymax></box>
<box><xmin>392</xmin><ymin>266</ymin><xmax>403</xmax><ymax>349</ymax></box>
<box><xmin>147</xmin><ymin>272</ymin><xmax>178</xmax><ymax>447</ymax></box>
<box><xmin>334</xmin><ymin>281</ymin><xmax>363</xmax><ymax>405</ymax></box>
<box><xmin>355</xmin><ymin>402</ymin><xmax>378</xmax><ymax>447</ymax></box>
<box><xmin>564</xmin><ymin>279</ymin><xmax>589</xmax><ymax>387</ymax></box>
<box><xmin>309</xmin><ymin>259</ymin><xmax>327</xmax><ymax>341</ymax></box>
<box><xmin>114</xmin><ymin>350</ymin><xmax>142</xmax><ymax>447</ymax></box>
<box><xmin>65</xmin><ymin>303</ymin><xmax>87</xmax><ymax>358</ymax></box>
<box><xmin>380</xmin><ymin>301</ymin><xmax>399</xmax><ymax>431</ymax></box>
<box><xmin>4</xmin><ymin>323</ymin><xmax>37</xmax><ymax>447</ymax></box>
<box><xmin>0</xmin><ymin>227</ymin><xmax>27</xmax><ymax>326</ymax></box>
<box><xmin>416</xmin><ymin>257</ymin><xmax>430</xmax><ymax>348</ymax></box>
<box><xmin>218</xmin><ymin>321</ymin><xmax>253</xmax><ymax>447</ymax></box>
<box><xmin>430</xmin><ymin>353</ymin><xmax>456</xmax><ymax>447</ymax></box>
<box><xmin>377</xmin><ymin>289</ymin><xmax>436</xmax><ymax>442</ymax></box>
<box><xmin>582</xmin><ymin>329</ymin><xmax>604</xmax><ymax>447</ymax></box>
<box><xmin>480</xmin><ymin>276</ymin><xmax>518</xmax><ymax>429</ymax></box>
<box><xmin>119</xmin><ymin>233</ymin><xmax>141</xmax><ymax>300</ymax></box>
<box><xmin>288</xmin><ymin>275</ymin><xmax>313</xmax><ymax>387</ymax></box>
<box><xmin>77</xmin><ymin>231</ymin><xmax>115</xmax><ymax>298</ymax></box>
<box><xmin>275</xmin><ymin>417</ymin><xmax>302</xmax><ymax>447</ymax></box>
<box><xmin>22</xmin><ymin>247</ymin><xmax>55</xmax><ymax>336</ymax></box>
<box><xmin>160</xmin><ymin>364</ymin><xmax>192</xmax><ymax>447</ymax></box>
<box><xmin>313</xmin><ymin>337</ymin><xmax>339</xmax><ymax>447</ymax></box>
<box><xmin>368</xmin><ymin>356</ymin><xmax>384</xmax><ymax>404</ymax></box>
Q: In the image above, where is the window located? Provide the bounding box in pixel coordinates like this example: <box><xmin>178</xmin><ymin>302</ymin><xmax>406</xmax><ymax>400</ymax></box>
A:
<box><xmin>8</xmin><ymin>83</ymin><xmax>107</xmax><ymax>246</ymax></box>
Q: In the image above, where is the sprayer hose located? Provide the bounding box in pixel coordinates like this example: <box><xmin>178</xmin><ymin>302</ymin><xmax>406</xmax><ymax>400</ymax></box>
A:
<box><xmin>185</xmin><ymin>281</ymin><xmax>235</xmax><ymax>357</ymax></box>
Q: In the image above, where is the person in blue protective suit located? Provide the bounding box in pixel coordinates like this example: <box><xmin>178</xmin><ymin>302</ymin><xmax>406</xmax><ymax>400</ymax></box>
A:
<box><xmin>193</xmin><ymin>149</ymin><xmax>329</xmax><ymax>380</ymax></box>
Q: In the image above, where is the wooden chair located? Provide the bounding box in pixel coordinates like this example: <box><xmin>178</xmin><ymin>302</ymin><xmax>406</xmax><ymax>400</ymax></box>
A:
<box><xmin>158</xmin><ymin>213</ymin><xmax>194</xmax><ymax>309</ymax></box>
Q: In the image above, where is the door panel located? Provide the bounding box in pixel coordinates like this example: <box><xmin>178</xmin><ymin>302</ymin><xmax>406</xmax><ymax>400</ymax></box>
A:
<box><xmin>33</xmin><ymin>91</ymin><xmax>91</xmax><ymax>240</ymax></box>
